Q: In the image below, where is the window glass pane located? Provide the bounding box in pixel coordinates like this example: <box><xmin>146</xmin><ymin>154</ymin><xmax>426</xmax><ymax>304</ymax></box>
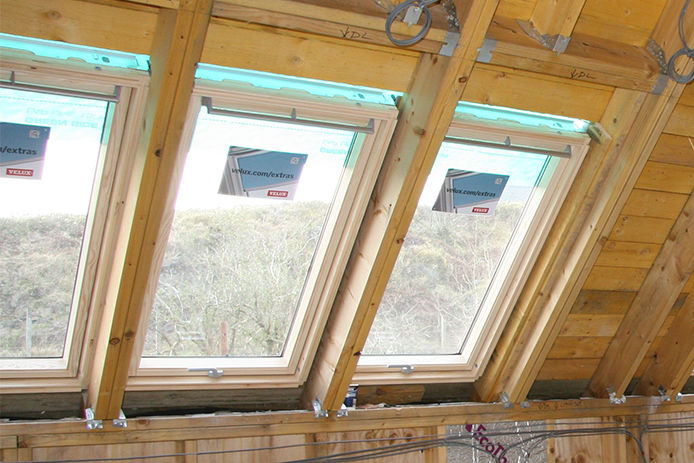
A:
<box><xmin>143</xmin><ymin>105</ymin><xmax>355</xmax><ymax>358</ymax></box>
<box><xmin>364</xmin><ymin>141</ymin><xmax>551</xmax><ymax>356</ymax></box>
<box><xmin>0</xmin><ymin>88</ymin><xmax>108</xmax><ymax>358</ymax></box>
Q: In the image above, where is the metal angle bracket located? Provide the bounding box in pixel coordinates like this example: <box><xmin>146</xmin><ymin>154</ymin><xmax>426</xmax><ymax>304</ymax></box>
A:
<box><xmin>313</xmin><ymin>398</ymin><xmax>329</xmax><ymax>418</ymax></box>
<box><xmin>84</xmin><ymin>407</ymin><xmax>103</xmax><ymax>430</ymax></box>
<box><xmin>517</xmin><ymin>20</ymin><xmax>571</xmax><ymax>55</ymax></box>
<box><xmin>499</xmin><ymin>391</ymin><xmax>513</xmax><ymax>409</ymax></box>
<box><xmin>112</xmin><ymin>409</ymin><xmax>128</xmax><ymax>428</ymax></box>
<box><xmin>477</xmin><ymin>38</ymin><xmax>497</xmax><ymax>63</ymax></box>
<box><xmin>607</xmin><ymin>386</ymin><xmax>627</xmax><ymax>405</ymax></box>
<box><xmin>647</xmin><ymin>38</ymin><xmax>669</xmax><ymax>74</ymax></box>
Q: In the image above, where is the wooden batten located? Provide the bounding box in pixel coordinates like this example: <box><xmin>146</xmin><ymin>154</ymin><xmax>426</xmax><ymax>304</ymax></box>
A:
<box><xmin>87</xmin><ymin>0</ymin><xmax>213</xmax><ymax>419</ymax></box>
<box><xmin>301</xmin><ymin>0</ymin><xmax>501</xmax><ymax>412</ymax></box>
<box><xmin>528</xmin><ymin>0</ymin><xmax>586</xmax><ymax>38</ymax></box>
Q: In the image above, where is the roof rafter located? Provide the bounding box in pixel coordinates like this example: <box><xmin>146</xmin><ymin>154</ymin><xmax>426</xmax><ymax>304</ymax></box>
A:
<box><xmin>86</xmin><ymin>0</ymin><xmax>213</xmax><ymax>420</ymax></box>
<box><xmin>473</xmin><ymin>0</ymin><xmax>694</xmax><ymax>404</ymax></box>
<box><xmin>634</xmin><ymin>293</ymin><xmax>694</xmax><ymax>398</ymax></box>
<box><xmin>588</xmin><ymin>191</ymin><xmax>694</xmax><ymax>399</ymax></box>
<box><xmin>300</xmin><ymin>0</ymin><xmax>501</xmax><ymax>412</ymax></box>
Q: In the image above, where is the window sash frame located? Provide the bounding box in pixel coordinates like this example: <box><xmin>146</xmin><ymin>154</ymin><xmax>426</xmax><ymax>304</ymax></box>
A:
<box><xmin>129</xmin><ymin>79</ymin><xmax>398</xmax><ymax>388</ymax></box>
<box><xmin>353</xmin><ymin>118</ymin><xmax>591</xmax><ymax>385</ymax></box>
<box><xmin>0</xmin><ymin>50</ymin><xmax>150</xmax><ymax>390</ymax></box>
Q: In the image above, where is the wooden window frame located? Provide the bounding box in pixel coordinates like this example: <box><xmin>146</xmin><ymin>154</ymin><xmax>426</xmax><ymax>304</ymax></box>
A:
<box><xmin>128</xmin><ymin>79</ymin><xmax>398</xmax><ymax>390</ymax></box>
<box><xmin>0</xmin><ymin>50</ymin><xmax>149</xmax><ymax>392</ymax></box>
<box><xmin>353</xmin><ymin>116</ymin><xmax>591</xmax><ymax>385</ymax></box>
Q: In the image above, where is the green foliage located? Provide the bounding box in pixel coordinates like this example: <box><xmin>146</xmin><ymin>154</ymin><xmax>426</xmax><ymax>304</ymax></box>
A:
<box><xmin>0</xmin><ymin>214</ymin><xmax>84</xmax><ymax>357</ymax></box>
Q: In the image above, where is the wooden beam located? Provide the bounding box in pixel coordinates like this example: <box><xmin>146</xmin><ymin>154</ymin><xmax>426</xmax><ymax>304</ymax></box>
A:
<box><xmin>0</xmin><ymin>0</ymin><xmax>158</xmax><ymax>55</ymax></box>
<box><xmin>300</xmin><ymin>0</ymin><xmax>500</xmax><ymax>412</ymax></box>
<box><xmin>588</xmin><ymin>190</ymin><xmax>694</xmax><ymax>398</ymax></box>
<box><xmin>483</xmin><ymin>17</ymin><xmax>661</xmax><ymax>92</ymax></box>
<box><xmin>529</xmin><ymin>0</ymin><xmax>586</xmax><ymax>37</ymax></box>
<box><xmin>86</xmin><ymin>0</ymin><xmax>213</xmax><ymax>420</ymax></box>
<box><xmin>473</xmin><ymin>0</ymin><xmax>694</xmax><ymax>405</ymax></box>
<box><xmin>2</xmin><ymin>396</ymin><xmax>693</xmax><ymax>447</ymax></box>
<box><xmin>634</xmin><ymin>293</ymin><xmax>694</xmax><ymax>397</ymax></box>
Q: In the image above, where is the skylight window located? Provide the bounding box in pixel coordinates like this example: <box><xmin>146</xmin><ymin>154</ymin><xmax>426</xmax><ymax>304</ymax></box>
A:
<box><xmin>356</xmin><ymin>106</ymin><xmax>590</xmax><ymax>383</ymax></box>
<box><xmin>132</xmin><ymin>72</ymin><xmax>397</xmax><ymax>385</ymax></box>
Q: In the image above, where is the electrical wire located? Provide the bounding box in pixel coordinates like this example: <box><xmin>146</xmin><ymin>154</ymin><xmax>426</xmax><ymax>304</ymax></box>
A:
<box><xmin>385</xmin><ymin>0</ymin><xmax>441</xmax><ymax>47</ymax></box>
<box><xmin>667</xmin><ymin>0</ymin><xmax>694</xmax><ymax>83</ymax></box>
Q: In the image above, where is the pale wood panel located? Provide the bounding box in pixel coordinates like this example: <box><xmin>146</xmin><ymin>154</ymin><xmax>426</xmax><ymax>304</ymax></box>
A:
<box><xmin>634</xmin><ymin>161</ymin><xmax>694</xmax><ymax>194</ymax></box>
<box><xmin>680</xmin><ymin>82</ymin><xmax>694</xmax><ymax>106</ymax></box>
<box><xmin>650</xmin><ymin>133</ymin><xmax>694</xmax><ymax>167</ymax></box>
<box><xmin>685</xmin><ymin>273</ymin><xmax>694</xmax><ymax>293</ymax></box>
<box><xmin>594</xmin><ymin>241</ymin><xmax>660</xmax><ymax>268</ymax></box>
<box><xmin>621</xmin><ymin>189</ymin><xmax>690</xmax><ymax>219</ymax></box>
<box><xmin>311</xmin><ymin>428</ymin><xmax>437</xmax><ymax>463</ymax></box>
<box><xmin>547</xmin><ymin>336</ymin><xmax>612</xmax><ymax>359</ymax></box>
<box><xmin>559</xmin><ymin>314</ymin><xmax>673</xmax><ymax>338</ymax></box>
<box><xmin>608</xmin><ymin>215</ymin><xmax>674</xmax><ymax>243</ymax></box>
<box><xmin>553</xmin><ymin>418</ymin><xmax>605</xmax><ymax>463</ymax></box>
<box><xmin>496</xmin><ymin>0</ymin><xmax>536</xmax><ymax>19</ymax></box>
<box><xmin>644</xmin><ymin>412</ymin><xmax>694</xmax><ymax>462</ymax></box>
<box><xmin>664</xmin><ymin>103</ymin><xmax>694</xmax><ymax>137</ymax></box>
<box><xmin>0</xmin><ymin>0</ymin><xmax>157</xmax><ymax>54</ymax></box>
<box><xmin>573</xmin><ymin>0</ymin><xmax>668</xmax><ymax>46</ymax></box>
<box><xmin>570</xmin><ymin>290</ymin><xmax>636</xmax><ymax>314</ymax></box>
<box><xmin>32</xmin><ymin>442</ymin><xmax>179</xmax><ymax>462</ymax></box>
<box><xmin>530</xmin><ymin>0</ymin><xmax>586</xmax><ymax>36</ymax></box>
<box><xmin>537</xmin><ymin>359</ymin><xmax>600</xmax><ymax>380</ymax></box>
<box><xmin>197</xmin><ymin>435</ymin><xmax>307</xmax><ymax>463</ymax></box>
<box><xmin>203</xmin><ymin>18</ymin><xmax>417</xmax><ymax>91</ymax></box>
<box><xmin>462</xmin><ymin>63</ymin><xmax>612</xmax><ymax>121</ymax></box>
<box><xmin>583</xmin><ymin>266</ymin><xmax>648</xmax><ymax>291</ymax></box>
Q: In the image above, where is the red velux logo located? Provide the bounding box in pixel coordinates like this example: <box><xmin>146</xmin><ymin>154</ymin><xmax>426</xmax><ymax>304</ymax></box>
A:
<box><xmin>472</xmin><ymin>207</ymin><xmax>489</xmax><ymax>213</ymax></box>
<box><xmin>267</xmin><ymin>190</ymin><xmax>289</xmax><ymax>198</ymax></box>
<box><xmin>6</xmin><ymin>168</ymin><xmax>34</xmax><ymax>177</ymax></box>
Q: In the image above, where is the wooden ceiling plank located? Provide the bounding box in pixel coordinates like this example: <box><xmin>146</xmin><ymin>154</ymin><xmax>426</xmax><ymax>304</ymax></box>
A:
<box><xmin>588</xmin><ymin>191</ymin><xmax>694</xmax><ymax>398</ymax></box>
<box><xmin>529</xmin><ymin>0</ymin><xmax>586</xmax><ymax>37</ymax></box>
<box><xmin>300</xmin><ymin>0</ymin><xmax>501</xmax><ymax>412</ymax></box>
<box><xmin>86</xmin><ymin>0</ymin><xmax>213</xmax><ymax>420</ymax></box>
<box><xmin>633</xmin><ymin>294</ymin><xmax>694</xmax><ymax>398</ymax></box>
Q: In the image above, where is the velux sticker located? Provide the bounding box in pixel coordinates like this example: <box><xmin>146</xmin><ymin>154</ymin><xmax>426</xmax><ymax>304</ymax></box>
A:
<box><xmin>0</xmin><ymin>122</ymin><xmax>51</xmax><ymax>179</ymax></box>
<box><xmin>432</xmin><ymin>169</ymin><xmax>509</xmax><ymax>216</ymax></box>
<box><xmin>218</xmin><ymin>146</ymin><xmax>308</xmax><ymax>200</ymax></box>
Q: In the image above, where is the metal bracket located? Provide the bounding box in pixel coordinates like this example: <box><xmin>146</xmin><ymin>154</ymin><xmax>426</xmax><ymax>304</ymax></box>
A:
<box><xmin>84</xmin><ymin>408</ymin><xmax>103</xmax><ymax>430</ymax></box>
<box><xmin>112</xmin><ymin>409</ymin><xmax>128</xmax><ymax>428</ymax></box>
<box><xmin>336</xmin><ymin>405</ymin><xmax>350</xmax><ymax>418</ymax></box>
<box><xmin>439</xmin><ymin>30</ymin><xmax>461</xmax><ymax>56</ymax></box>
<box><xmin>188</xmin><ymin>367</ymin><xmax>224</xmax><ymax>378</ymax></box>
<box><xmin>647</xmin><ymin>39</ymin><xmax>668</xmax><ymax>74</ymax></box>
<box><xmin>517</xmin><ymin>20</ymin><xmax>571</xmax><ymax>55</ymax></box>
<box><xmin>313</xmin><ymin>398</ymin><xmax>329</xmax><ymax>418</ymax></box>
<box><xmin>403</xmin><ymin>5</ymin><xmax>423</xmax><ymax>25</ymax></box>
<box><xmin>675</xmin><ymin>392</ymin><xmax>683</xmax><ymax>403</ymax></box>
<box><xmin>477</xmin><ymin>38</ymin><xmax>497</xmax><ymax>63</ymax></box>
<box><xmin>499</xmin><ymin>391</ymin><xmax>513</xmax><ymax>409</ymax></box>
<box><xmin>520</xmin><ymin>401</ymin><xmax>530</xmax><ymax>409</ymax></box>
<box><xmin>607</xmin><ymin>387</ymin><xmax>627</xmax><ymax>405</ymax></box>
<box><xmin>657</xmin><ymin>385</ymin><xmax>671</xmax><ymax>402</ymax></box>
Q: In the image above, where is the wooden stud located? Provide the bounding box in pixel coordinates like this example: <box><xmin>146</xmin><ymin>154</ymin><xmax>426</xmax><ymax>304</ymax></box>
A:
<box><xmin>529</xmin><ymin>0</ymin><xmax>586</xmax><ymax>38</ymax></box>
<box><xmin>301</xmin><ymin>0</ymin><xmax>501</xmax><ymax>412</ymax></box>
<box><xmin>634</xmin><ymin>293</ymin><xmax>694</xmax><ymax>397</ymax></box>
<box><xmin>588</xmin><ymin>190</ymin><xmax>694</xmax><ymax>398</ymax></box>
<box><xmin>86</xmin><ymin>0</ymin><xmax>213</xmax><ymax>420</ymax></box>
